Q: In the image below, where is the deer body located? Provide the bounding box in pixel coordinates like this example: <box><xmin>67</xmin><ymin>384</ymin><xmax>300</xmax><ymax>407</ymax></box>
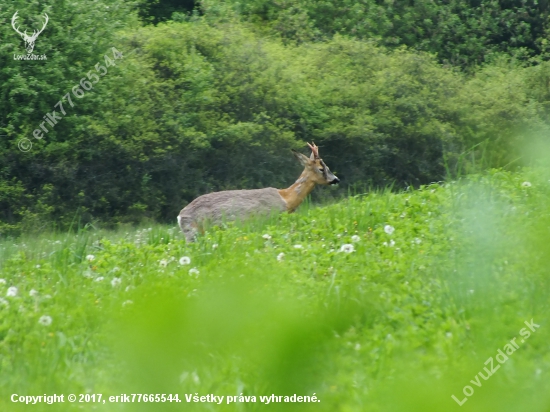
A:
<box><xmin>178</xmin><ymin>143</ymin><xmax>338</xmax><ymax>242</ymax></box>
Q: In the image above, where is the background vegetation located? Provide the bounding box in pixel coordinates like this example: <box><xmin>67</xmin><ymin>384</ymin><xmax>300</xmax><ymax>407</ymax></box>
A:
<box><xmin>2</xmin><ymin>0</ymin><xmax>550</xmax><ymax>235</ymax></box>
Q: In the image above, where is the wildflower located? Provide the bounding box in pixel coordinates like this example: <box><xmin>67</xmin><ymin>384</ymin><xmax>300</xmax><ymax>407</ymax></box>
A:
<box><xmin>522</xmin><ymin>181</ymin><xmax>532</xmax><ymax>187</ymax></box>
<box><xmin>384</xmin><ymin>225</ymin><xmax>395</xmax><ymax>235</ymax></box>
<box><xmin>111</xmin><ymin>278</ymin><xmax>122</xmax><ymax>287</ymax></box>
<box><xmin>293</xmin><ymin>245</ymin><xmax>303</xmax><ymax>249</ymax></box>
<box><xmin>262</xmin><ymin>234</ymin><xmax>272</xmax><ymax>240</ymax></box>
<box><xmin>390</xmin><ymin>239</ymin><xmax>395</xmax><ymax>247</ymax></box>
<box><xmin>340</xmin><ymin>244</ymin><xmax>355</xmax><ymax>253</ymax></box>
<box><xmin>35</xmin><ymin>264</ymin><xmax>41</xmax><ymax>269</ymax></box>
<box><xmin>0</xmin><ymin>298</ymin><xmax>8</xmax><ymax>307</ymax></box>
<box><xmin>6</xmin><ymin>287</ymin><xmax>17</xmax><ymax>297</ymax></box>
<box><xmin>354</xmin><ymin>343</ymin><xmax>361</xmax><ymax>351</ymax></box>
<box><xmin>83</xmin><ymin>270</ymin><xmax>94</xmax><ymax>279</ymax></box>
<box><xmin>414</xmin><ymin>237</ymin><xmax>422</xmax><ymax>244</ymax></box>
<box><xmin>0</xmin><ymin>279</ymin><xmax>6</xmax><ymax>285</ymax></box>
<box><xmin>212</xmin><ymin>244</ymin><xmax>218</xmax><ymax>249</ymax></box>
<box><xmin>29</xmin><ymin>289</ymin><xmax>39</xmax><ymax>297</ymax></box>
<box><xmin>159</xmin><ymin>259</ymin><xmax>168</xmax><ymax>268</ymax></box>
<box><xmin>125</xmin><ymin>285</ymin><xmax>134</xmax><ymax>292</ymax></box>
<box><xmin>95</xmin><ymin>277</ymin><xmax>104</xmax><ymax>282</ymax></box>
<box><xmin>38</xmin><ymin>315</ymin><xmax>52</xmax><ymax>326</ymax></box>
<box><xmin>351</xmin><ymin>235</ymin><xmax>361</xmax><ymax>242</ymax></box>
<box><xmin>277</xmin><ymin>252</ymin><xmax>285</xmax><ymax>261</ymax></box>
<box><xmin>189</xmin><ymin>268</ymin><xmax>200</xmax><ymax>277</ymax></box>
<box><xmin>179</xmin><ymin>256</ymin><xmax>191</xmax><ymax>265</ymax></box>
<box><xmin>86</xmin><ymin>254</ymin><xmax>95</xmax><ymax>262</ymax></box>
<box><xmin>122</xmin><ymin>300</ymin><xmax>133</xmax><ymax>307</ymax></box>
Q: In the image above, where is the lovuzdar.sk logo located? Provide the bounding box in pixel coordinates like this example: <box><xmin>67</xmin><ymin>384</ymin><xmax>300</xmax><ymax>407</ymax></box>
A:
<box><xmin>11</xmin><ymin>10</ymin><xmax>48</xmax><ymax>61</ymax></box>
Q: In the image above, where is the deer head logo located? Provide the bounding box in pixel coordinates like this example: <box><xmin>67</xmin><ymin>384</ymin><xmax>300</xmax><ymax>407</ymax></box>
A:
<box><xmin>11</xmin><ymin>11</ymin><xmax>49</xmax><ymax>54</ymax></box>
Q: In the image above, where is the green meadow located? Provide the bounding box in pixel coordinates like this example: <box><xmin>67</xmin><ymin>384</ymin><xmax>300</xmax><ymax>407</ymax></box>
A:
<box><xmin>1</xmin><ymin>167</ymin><xmax>549</xmax><ymax>411</ymax></box>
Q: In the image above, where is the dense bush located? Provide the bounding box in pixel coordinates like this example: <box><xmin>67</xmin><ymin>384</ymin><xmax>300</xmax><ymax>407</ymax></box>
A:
<box><xmin>2</xmin><ymin>0</ymin><xmax>550</xmax><ymax>235</ymax></box>
<box><xmin>209</xmin><ymin>0</ymin><xmax>550</xmax><ymax>67</ymax></box>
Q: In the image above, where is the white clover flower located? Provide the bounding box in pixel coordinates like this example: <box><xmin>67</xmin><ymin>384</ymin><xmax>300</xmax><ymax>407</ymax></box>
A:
<box><xmin>351</xmin><ymin>235</ymin><xmax>361</xmax><ymax>242</ymax></box>
<box><xmin>293</xmin><ymin>245</ymin><xmax>303</xmax><ymax>249</ymax></box>
<box><xmin>179</xmin><ymin>256</ymin><xmax>191</xmax><ymax>265</ymax></box>
<box><xmin>83</xmin><ymin>270</ymin><xmax>94</xmax><ymax>279</ymax></box>
<box><xmin>212</xmin><ymin>244</ymin><xmax>218</xmax><ymax>249</ymax></box>
<box><xmin>188</xmin><ymin>267</ymin><xmax>200</xmax><ymax>277</ymax></box>
<box><xmin>159</xmin><ymin>259</ymin><xmax>168</xmax><ymax>268</ymax></box>
<box><xmin>38</xmin><ymin>315</ymin><xmax>52</xmax><ymax>326</ymax></box>
<box><xmin>0</xmin><ymin>279</ymin><xmax>6</xmax><ymax>285</ymax></box>
<box><xmin>125</xmin><ymin>285</ymin><xmax>134</xmax><ymax>292</ymax></box>
<box><xmin>414</xmin><ymin>237</ymin><xmax>422</xmax><ymax>244</ymax></box>
<box><xmin>122</xmin><ymin>300</ymin><xmax>133</xmax><ymax>307</ymax></box>
<box><xmin>354</xmin><ymin>343</ymin><xmax>361</xmax><ymax>351</ymax></box>
<box><xmin>340</xmin><ymin>244</ymin><xmax>355</xmax><ymax>253</ymax></box>
<box><xmin>111</xmin><ymin>278</ymin><xmax>122</xmax><ymax>287</ymax></box>
<box><xmin>6</xmin><ymin>287</ymin><xmax>18</xmax><ymax>297</ymax></box>
<box><xmin>390</xmin><ymin>239</ymin><xmax>395</xmax><ymax>247</ymax></box>
<box><xmin>86</xmin><ymin>254</ymin><xmax>95</xmax><ymax>262</ymax></box>
<box><xmin>522</xmin><ymin>181</ymin><xmax>532</xmax><ymax>187</ymax></box>
<box><xmin>0</xmin><ymin>298</ymin><xmax>8</xmax><ymax>307</ymax></box>
<box><xmin>262</xmin><ymin>234</ymin><xmax>272</xmax><ymax>240</ymax></box>
<box><xmin>95</xmin><ymin>277</ymin><xmax>104</xmax><ymax>282</ymax></box>
<box><xmin>35</xmin><ymin>264</ymin><xmax>41</xmax><ymax>269</ymax></box>
<box><xmin>384</xmin><ymin>225</ymin><xmax>395</xmax><ymax>235</ymax></box>
<box><xmin>277</xmin><ymin>252</ymin><xmax>285</xmax><ymax>261</ymax></box>
<box><xmin>29</xmin><ymin>289</ymin><xmax>39</xmax><ymax>297</ymax></box>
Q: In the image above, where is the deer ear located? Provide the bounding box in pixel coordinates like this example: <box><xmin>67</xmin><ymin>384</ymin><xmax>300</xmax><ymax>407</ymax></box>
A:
<box><xmin>292</xmin><ymin>150</ymin><xmax>310</xmax><ymax>167</ymax></box>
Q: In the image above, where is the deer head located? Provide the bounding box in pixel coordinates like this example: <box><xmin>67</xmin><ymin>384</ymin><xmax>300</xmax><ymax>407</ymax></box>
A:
<box><xmin>12</xmin><ymin>11</ymin><xmax>49</xmax><ymax>54</ymax></box>
<box><xmin>292</xmin><ymin>142</ymin><xmax>340</xmax><ymax>185</ymax></box>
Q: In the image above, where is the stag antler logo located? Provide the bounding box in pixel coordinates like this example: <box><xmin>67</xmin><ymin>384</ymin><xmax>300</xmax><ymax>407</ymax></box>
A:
<box><xmin>11</xmin><ymin>11</ymin><xmax>49</xmax><ymax>54</ymax></box>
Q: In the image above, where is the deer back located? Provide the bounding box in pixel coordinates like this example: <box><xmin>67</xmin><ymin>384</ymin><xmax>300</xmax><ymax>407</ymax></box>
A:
<box><xmin>180</xmin><ymin>187</ymin><xmax>287</xmax><ymax>224</ymax></box>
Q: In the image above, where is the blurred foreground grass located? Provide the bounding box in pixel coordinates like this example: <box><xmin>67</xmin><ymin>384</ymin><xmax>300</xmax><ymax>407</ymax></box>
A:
<box><xmin>0</xmin><ymin>168</ymin><xmax>549</xmax><ymax>411</ymax></box>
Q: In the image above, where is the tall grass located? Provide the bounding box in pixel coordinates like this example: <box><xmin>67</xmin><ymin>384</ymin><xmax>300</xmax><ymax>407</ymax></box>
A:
<box><xmin>0</xmin><ymin>167</ymin><xmax>549</xmax><ymax>411</ymax></box>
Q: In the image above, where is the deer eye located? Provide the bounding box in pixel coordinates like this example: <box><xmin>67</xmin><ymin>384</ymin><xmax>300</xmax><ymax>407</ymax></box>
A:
<box><xmin>318</xmin><ymin>168</ymin><xmax>324</xmax><ymax>172</ymax></box>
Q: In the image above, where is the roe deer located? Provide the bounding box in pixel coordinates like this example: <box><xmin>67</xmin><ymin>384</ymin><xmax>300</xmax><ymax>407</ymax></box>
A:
<box><xmin>177</xmin><ymin>143</ymin><xmax>339</xmax><ymax>242</ymax></box>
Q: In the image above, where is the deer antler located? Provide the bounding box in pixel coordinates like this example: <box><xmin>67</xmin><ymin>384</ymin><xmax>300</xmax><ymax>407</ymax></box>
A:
<box><xmin>307</xmin><ymin>142</ymin><xmax>320</xmax><ymax>159</ymax></box>
<box><xmin>11</xmin><ymin>11</ymin><xmax>26</xmax><ymax>39</ymax></box>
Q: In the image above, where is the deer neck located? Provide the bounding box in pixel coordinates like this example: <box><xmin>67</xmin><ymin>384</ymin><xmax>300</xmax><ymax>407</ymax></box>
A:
<box><xmin>278</xmin><ymin>170</ymin><xmax>316</xmax><ymax>212</ymax></box>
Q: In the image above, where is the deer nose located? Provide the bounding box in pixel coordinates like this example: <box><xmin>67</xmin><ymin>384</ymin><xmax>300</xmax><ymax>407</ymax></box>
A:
<box><xmin>330</xmin><ymin>177</ymin><xmax>340</xmax><ymax>185</ymax></box>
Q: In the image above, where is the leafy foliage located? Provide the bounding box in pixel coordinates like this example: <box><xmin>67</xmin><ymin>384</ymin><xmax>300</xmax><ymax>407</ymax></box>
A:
<box><xmin>2</xmin><ymin>0</ymin><xmax>550</xmax><ymax>235</ymax></box>
<box><xmin>211</xmin><ymin>0</ymin><xmax>550</xmax><ymax>67</ymax></box>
